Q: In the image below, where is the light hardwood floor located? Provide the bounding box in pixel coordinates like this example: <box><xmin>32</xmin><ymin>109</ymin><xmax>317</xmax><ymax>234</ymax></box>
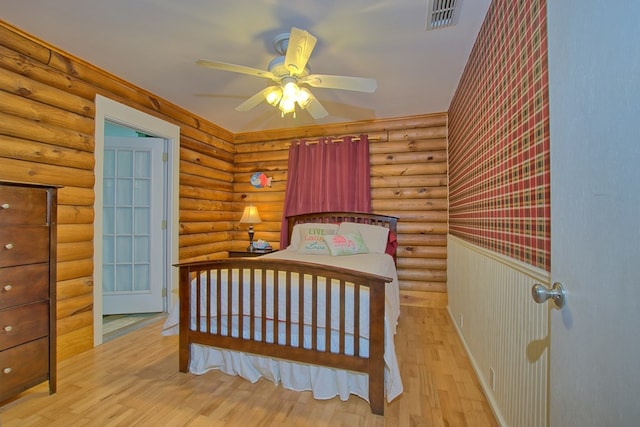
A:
<box><xmin>0</xmin><ymin>292</ymin><xmax>497</xmax><ymax>426</ymax></box>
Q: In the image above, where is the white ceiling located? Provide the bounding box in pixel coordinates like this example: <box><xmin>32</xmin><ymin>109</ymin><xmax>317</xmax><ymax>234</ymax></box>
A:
<box><xmin>2</xmin><ymin>0</ymin><xmax>490</xmax><ymax>134</ymax></box>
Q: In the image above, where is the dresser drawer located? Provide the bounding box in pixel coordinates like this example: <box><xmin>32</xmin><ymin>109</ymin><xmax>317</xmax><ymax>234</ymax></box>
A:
<box><xmin>0</xmin><ymin>185</ymin><xmax>48</xmax><ymax>226</ymax></box>
<box><xmin>0</xmin><ymin>263</ymin><xmax>49</xmax><ymax>310</ymax></box>
<box><xmin>0</xmin><ymin>226</ymin><xmax>49</xmax><ymax>268</ymax></box>
<box><xmin>0</xmin><ymin>337</ymin><xmax>49</xmax><ymax>402</ymax></box>
<box><xmin>0</xmin><ymin>301</ymin><xmax>49</xmax><ymax>351</ymax></box>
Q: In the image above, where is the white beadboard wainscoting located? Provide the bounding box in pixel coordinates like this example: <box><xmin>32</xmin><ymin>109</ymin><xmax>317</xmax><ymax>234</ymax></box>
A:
<box><xmin>447</xmin><ymin>235</ymin><xmax>551</xmax><ymax>427</ymax></box>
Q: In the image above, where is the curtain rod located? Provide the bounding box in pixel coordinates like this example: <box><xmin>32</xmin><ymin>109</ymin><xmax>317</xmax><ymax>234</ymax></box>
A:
<box><xmin>290</xmin><ymin>135</ymin><xmax>380</xmax><ymax>146</ymax></box>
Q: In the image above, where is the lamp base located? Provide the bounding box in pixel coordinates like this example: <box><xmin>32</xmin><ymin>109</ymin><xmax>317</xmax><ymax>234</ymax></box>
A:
<box><xmin>248</xmin><ymin>227</ymin><xmax>255</xmax><ymax>252</ymax></box>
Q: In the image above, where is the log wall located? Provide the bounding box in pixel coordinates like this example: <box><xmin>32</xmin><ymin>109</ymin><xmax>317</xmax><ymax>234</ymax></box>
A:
<box><xmin>0</xmin><ymin>21</ymin><xmax>235</xmax><ymax>360</ymax></box>
<box><xmin>233</xmin><ymin>113</ymin><xmax>449</xmax><ymax>292</ymax></box>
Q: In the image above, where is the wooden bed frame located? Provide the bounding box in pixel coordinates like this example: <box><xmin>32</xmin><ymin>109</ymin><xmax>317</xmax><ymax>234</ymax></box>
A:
<box><xmin>176</xmin><ymin>212</ymin><xmax>398</xmax><ymax>415</ymax></box>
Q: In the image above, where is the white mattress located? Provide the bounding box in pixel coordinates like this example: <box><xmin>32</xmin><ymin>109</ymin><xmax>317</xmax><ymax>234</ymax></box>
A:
<box><xmin>162</xmin><ymin>249</ymin><xmax>403</xmax><ymax>403</ymax></box>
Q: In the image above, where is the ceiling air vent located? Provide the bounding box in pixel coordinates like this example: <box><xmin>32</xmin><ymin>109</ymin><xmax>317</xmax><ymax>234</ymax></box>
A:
<box><xmin>426</xmin><ymin>0</ymin><xmax>461</xmax><ymax>30</ymax></box>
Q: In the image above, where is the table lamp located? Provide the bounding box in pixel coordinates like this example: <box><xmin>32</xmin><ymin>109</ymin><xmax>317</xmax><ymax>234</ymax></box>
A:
<box><xmin>239</xmin><ymin>205</ymin><xmax>262</xmax><ymax>251</ymax></box>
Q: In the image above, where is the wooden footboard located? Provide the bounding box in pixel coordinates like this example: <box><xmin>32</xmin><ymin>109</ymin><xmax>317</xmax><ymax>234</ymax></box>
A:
<box><xmin>177</xmin><ymin>258</ymin><xmax>391</xmax><ymax>415</ymax></box>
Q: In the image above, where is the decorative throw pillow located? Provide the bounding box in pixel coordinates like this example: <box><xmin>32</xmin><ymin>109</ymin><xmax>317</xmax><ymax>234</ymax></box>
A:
<box><xmin>289</xmin><ymin>223</ymin><xmax>339</xmax><ymax>251</ymax></box>
<box><xmin>298</xmin><ymin>227</ymin><xmax>337</xmax><ymax>254</ymax></box>
<box><xmin>337</xmin><ymin>222</ymin><xmax>390</xmax><ymax>254</ymax></box>
<box><xmin>386</xmin><ymin>231</ymin><xmax>399</xmax><ymax>256</ymax></box>
<box><xmin>323</xmin><ymin>231</ymin><xmax>369</xmax><ymax>256</ymax></box>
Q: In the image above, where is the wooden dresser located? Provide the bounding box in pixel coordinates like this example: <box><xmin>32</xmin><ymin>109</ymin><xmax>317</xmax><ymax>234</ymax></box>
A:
<box><xmin>0</xmin><ymin>181</ymin><xmax>57</xmax><ymax>403</ymax></box>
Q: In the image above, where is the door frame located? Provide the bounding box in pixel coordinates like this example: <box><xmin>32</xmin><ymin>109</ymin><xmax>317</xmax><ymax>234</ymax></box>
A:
<box><xmin>94</xmin><ymin>95</ymin><xmax>180</xmax><ymax>346</ymax></box>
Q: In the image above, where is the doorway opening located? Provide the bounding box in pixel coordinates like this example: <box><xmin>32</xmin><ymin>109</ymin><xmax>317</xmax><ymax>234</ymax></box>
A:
<box><xmin>94</xmin><ymin>95</ymin><xmax>180</xmax><ymax>346</ymax></box>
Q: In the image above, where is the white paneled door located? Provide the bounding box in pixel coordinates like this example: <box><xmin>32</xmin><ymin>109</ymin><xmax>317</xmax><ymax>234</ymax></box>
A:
<box><xmin>547</xmin><ymin>1</ymin><xmax>640</xmax><ymax>425</ymax></box>
<box><xmin>102</xmin><ymin>136</ymin><xmax>166</xmax><ymax>314</ymax></box>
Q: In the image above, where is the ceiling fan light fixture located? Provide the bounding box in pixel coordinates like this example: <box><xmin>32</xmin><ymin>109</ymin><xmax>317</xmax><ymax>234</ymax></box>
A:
<box><xmin>282</xmin><ymin>80</ymin><xmax>299</xmax><ymax>98</ymax></box>
<box><xmin>273</xmin><ymin>83</ymin><xmax>314</xmax><ymax>117</ymax></box>
<box><xmin>278</xmin><ymin>79</ymin><xmax>300</xmax><ymax>116</ymax></box>
<box><xmin>264</xmin><ymin>86</ymin><xmax>282</xmax><ymax>106</ymax></box>
<box><xmin>279</xmin><ymin>96</ymin><xmax>297</xmax><ymax>115</ymax></box>
<box><xmin>297</xmin><ymin>88</ymin><xmax>313</xmax><ymax>109</ymax></box>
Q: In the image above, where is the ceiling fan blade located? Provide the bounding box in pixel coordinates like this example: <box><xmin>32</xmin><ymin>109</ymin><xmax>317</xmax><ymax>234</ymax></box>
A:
<box><xmin>302</xmin><ymin>74</ymin><xmax>377</xmax><ymax>93</ymax></box>
<box><xmin>196</xmin><ymin>59</ymin><xmax>274</xmax><ymax>80</ymax></box>
<box><xmin>235</xmin><ymin>88</ymin><xmax>270</xmax><ymax>112</ymax></box>
<box><xmin>303</xmin><ymin>92</ymin><xmax>329</xmax><ymax>119</ymax></box>
<box><xmin>284</xmin><ymin>27</ymin><xmax>317</xmax><ymax>76</ymax></box>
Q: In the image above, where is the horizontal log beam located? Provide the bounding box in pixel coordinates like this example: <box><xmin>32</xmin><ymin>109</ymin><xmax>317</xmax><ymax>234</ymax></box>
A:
<box><xmin>0</xmin><ymin>135</ymin><xmax>95</xmax><ymax>170</ymax></box>
<box><xmin>370</xmin><ymin>162</ymin><xmax>448</xmax><ymax>177</ymax></box>
<box><xmin>397</xmin><ymin>257</ymin><xmax>447</xmax><ymax>270</ymax></box>
<box><xmin>57</xmin><ymin>186</ymin><xmax>95</xmax><ymax>206</ymax></box>
<box><xmin>58</xmin><ymin>241</ymin><xmax>94</xmax><ymax>263</ymax></box>
<box><xmin>180</xmin><ymin>146</ymin><xmax>234</xmax><ymax>173</ymax></box>
<box><xmin>57</xmin><ymin>258</ymin><xmax>93</xmax><ymax>282</ymax></box>
<box><xmin>0</xmin><ymin>66</ymin><xmax>94</xmax><ymax>117</ymax></box>
<box><xmin>57</xmin><ymin>276</ymin><xmax>93</xmax><ymax>301</ymax></box>
<box><xmin>180</xmin><ymin>221</ymin><xmax>235</xmax><ymax>235</ymax></box>
<box><xmin>56</xmin><ymin>310</ymin><xmax>92</xmax><ymax>337</ymax></box>
<box><xmin>372</xmin><ymin>199</ymin><xmax>448</xmax><ymax>211</ymax></box>
<box><xmin>370</xmin><ymin>138</ymin><xmax>447</xmax><ymax>154</ymax></box>
<box><xmin>179</xmin><ymin>231</ymin><xmax>233</xmax><ymax>247</ymax></box>
<box><xmin>0</xmin><ymin>157</ymin><xmax>94</xmax><ymax>188</ymax></box>
<box><xmin>58</xmin><ymin>224</ymin><xmax>93</xmax><ymax>244</ymax></box>
<box><xmin>0</xmin><ymin>111</ymin><xmax>94</xmax><ymax>152</ymax></box>
<box><xmin>179</xmin><ymin>185</ymin><xmax>233</xmax><ymax>203</ymax></box>
<box><xmin>0</xmin><ymin>89</ymin><xmax>94</xmax><ymax>135</ymax></box>
<box><xmin>370</xmin><ymin>150</ymin><xmax>447</xmax><ymax>165</ymax></box>
<box><xmin>58</xmin><ymin>205</ymin><xmax>94</xmax><ymax>225</ymax></box>
<box><xmin>398</xmin><ymin>268</ymin><xmax>447</xmax><ymax>282</ymax></box>
<box><xmin>179</xmin><ymin>209</ymin><xmax>234</xmax><ymax>223</ymax></box>
<box><xmin>399</xmin><ymin>280</ymin><xmax>447</xmax><ymax>293</ymax></box>
<box><xmin>371</xmin><ymin>174</ymin><xmax>447</xmax><ymax>189</ymax></box>
<box><xmin>372</xmin><ymin>186</ymin><xmax>448</xmax><ymax>200</ymax></box>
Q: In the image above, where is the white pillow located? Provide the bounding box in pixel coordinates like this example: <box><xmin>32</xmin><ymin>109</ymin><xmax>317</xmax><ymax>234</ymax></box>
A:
<box><xmin>337</xmin><ymin>222</ymin><xmax>390</xmax><ymax>254</ymax></box>
<box><xmin>298</xmin><ymin>228</ymin><xmax>334</xmax><ymax>254</ymax></box>
<box><xmin>288</xmin><ymin>223</ymin><xmax>339</xmax><ymax>251</ymax></box>
<box><xmin>323</xmin><ymin>231</ymin><xmax>369</xmax><ymax>256</ymax></box>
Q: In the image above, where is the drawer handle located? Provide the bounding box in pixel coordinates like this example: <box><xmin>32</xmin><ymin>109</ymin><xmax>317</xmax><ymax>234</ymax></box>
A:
<box><xmin>2</xmin><ymin>367</ymin><xmax>11</xmax><ymax>374</ymax></box>
<box><xmin>3</xmin><ymin>325</ymin><xmax>12</xmax><ymax>332</ymax></box>
<box><xmin>4</xmin><ymin>243</ymin><xmax>13</xmax><ymax>250</ymax></box>
<box><xmin>2</xmin><ymin>284</ymin><xmax>11</xmax><ymax>292</ymax></box>
<box><xmin>1</xmin><ymin>203</ymin><xmax>9</xmax><ymax>209</ymax></box>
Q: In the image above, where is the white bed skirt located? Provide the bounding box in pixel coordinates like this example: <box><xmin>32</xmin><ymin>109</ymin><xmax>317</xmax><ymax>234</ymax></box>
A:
<box><xmin>189</xmin><ymin>343</ymin><xmax>371</xmax><ymax>402</ymax></box>
<box><xmin>162</xmin><ymin>315</ymin><xmax>402</xmax><ymax>403</ymax></box>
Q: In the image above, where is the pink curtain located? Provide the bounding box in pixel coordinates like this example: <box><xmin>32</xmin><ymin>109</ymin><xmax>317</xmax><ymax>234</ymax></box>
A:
<box><xmin>280</xmin><ymin>135</ymin><xmax>371</xmax><ymax>248</ymax></box>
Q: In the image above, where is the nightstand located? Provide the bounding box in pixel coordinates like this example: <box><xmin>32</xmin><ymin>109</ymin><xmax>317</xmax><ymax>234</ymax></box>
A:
<box><xmin>228</xmin><ymin>249</ymin><xmax>277</xmax><ymax>258</ymax></box>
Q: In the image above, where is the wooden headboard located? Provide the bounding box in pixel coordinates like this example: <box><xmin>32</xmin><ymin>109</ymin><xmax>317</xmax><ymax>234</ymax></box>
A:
<box><xmin>286</xmin><ymin>211</ymin><xmax>399</xmax><ymax>261</ymax></box>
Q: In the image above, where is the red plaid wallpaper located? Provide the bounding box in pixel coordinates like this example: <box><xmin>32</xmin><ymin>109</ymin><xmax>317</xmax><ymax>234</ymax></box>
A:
<box><xmin>448</xmin><ymin>0</ymin><xmax>550</xmax><ymax>270</ymax></box>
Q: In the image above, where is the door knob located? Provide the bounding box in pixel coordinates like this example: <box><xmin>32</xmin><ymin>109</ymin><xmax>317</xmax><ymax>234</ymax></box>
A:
<box><xmin>532</xmin><ymin>282</ymin><xmax>566</xmax><ymax>308</ymax></box>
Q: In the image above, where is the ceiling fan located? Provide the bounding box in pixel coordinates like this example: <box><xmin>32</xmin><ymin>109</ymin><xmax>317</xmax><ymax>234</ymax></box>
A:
<box><xmin>196</xmin><ymin>27</ymin><xmax>377</xmax><ymax>119</ymax></box>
